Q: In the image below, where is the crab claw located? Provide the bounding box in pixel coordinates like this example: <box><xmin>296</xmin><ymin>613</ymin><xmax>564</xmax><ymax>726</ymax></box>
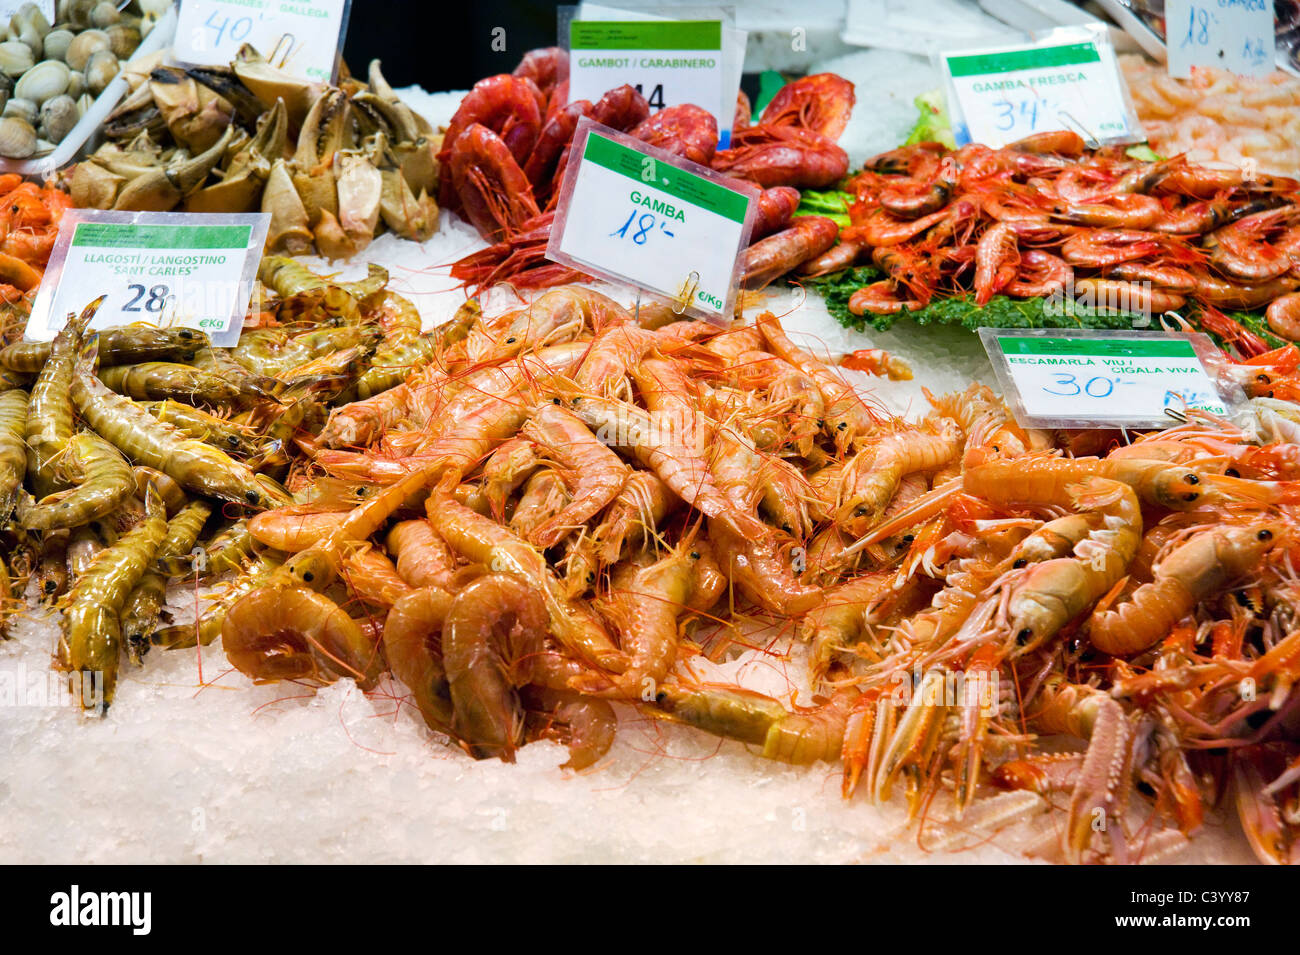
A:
<box><xmin>113</xmin><ymin>126</ymin><xmax>234</xmax><ymax>211</ymax></box>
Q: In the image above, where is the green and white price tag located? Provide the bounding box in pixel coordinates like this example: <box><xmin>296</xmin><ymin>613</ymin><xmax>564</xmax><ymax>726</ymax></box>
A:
<box><xmin>980</xmin><ymin>329</ymin><xmax>1239</xmax><ymax>428</ymax></box>
<box><xmin>27</xmin><ymin>211</ymin><xmax>270</xmax><ymax>349</ymax></box>
<box><xmin>174</xmin><ymin>0</ymin><xmax>351</xmax><ymax>83</ymax></box>
<box><xmin>940</xmin><ymin>27</ymin><xmax>1140</xmax><ymax>148</ymax></box>
<box><xmin>568</xmin><ymin>18</ymin><xmax>733</xmax><ymax>144</ymax></box>
<box><xmin>546</xmin><ymin>119</ymin><xmax>757</xmax><ymax>321</ymax></box>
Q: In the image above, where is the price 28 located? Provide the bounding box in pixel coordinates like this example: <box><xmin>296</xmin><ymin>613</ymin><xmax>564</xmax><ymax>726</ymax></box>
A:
<box><xmin>123</xmin><ymin>284</ymin><xmax>172</xmax><ymax>313</ymax></box>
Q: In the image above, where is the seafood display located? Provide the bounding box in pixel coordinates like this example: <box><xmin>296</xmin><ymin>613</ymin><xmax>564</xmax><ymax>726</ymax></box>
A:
<box><xmin>447</xmin><ymin>48</ymin><xmax>853</xmax><ymax>291</ymax></box>
<box><xmin>0</xmin><ymin>259</ymin><xmax>445</xmax><ymax>705</ymax></box>
<box><xmin>4</xmin><ymin>0</ymin><xmax>1300</xmax><ymax>869</ymax></box>
<box><xmin>0</xmin><ymin>0</ymin><xmax>163</xmax><ymax>159</ymax></box>
<box><xmin>68</xmin><ymin>47</ymin><xmax>440</xmax><ymax>257</ymax></box>
<box><xmin>819</xmin><ymin>131</ymin><xmax>1300</xmax><ymax>333</ymax></box>
<box><xmin>1121</xmin><ymin>55</ymin><xmax>1300</xmax><ymax>180</ymax></box>
<box><xmin>0</xmin><ymin>175</ymin><xmax>72</xmax><ymax>305</ymax></box>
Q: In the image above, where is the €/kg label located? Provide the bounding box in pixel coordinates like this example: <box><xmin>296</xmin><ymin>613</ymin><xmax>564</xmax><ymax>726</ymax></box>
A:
<box><xmin>26</xmin><ymin>211</ymin><xmax>270</xmax><ymax>348</ymax></box>
<box><xmin>545</xmin><ymin>119</ymin><xmax>756</xmax><ymax>321</ymax></box>
<box><xmin>1165</xmin><ymin>0</ymin><xmax>1275</xmax><ymax>79</ymax></box>
<box><xmin>174</xmin><ymin>0</ymin><xmax>350</xmax><ymax>83</ymax></box>
<box><xmin>980</xmin><ymin>330</ymin><xmax>1235</xmax><ymax>428</ymax></box>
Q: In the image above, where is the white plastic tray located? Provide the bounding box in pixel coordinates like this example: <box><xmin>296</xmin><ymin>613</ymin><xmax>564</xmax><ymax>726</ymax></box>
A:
<box><xmin>0</xmin><ymin>3</ymin><xmax>177</xmax><ymax>178</ymax></box>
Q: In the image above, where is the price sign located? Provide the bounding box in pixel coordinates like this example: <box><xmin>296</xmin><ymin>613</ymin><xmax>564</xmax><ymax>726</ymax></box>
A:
<box><xmin>1166</xmin><ymin>0</ymin><xmax>1275</xmax><ymax>78</ymax></box>
<box><xmin>26</xmin><ymin>211</ymin><xmax>270</xmax><ymax>349</ymax></box>
<box><xmin>940</xmin><ymin>28</ymin><xmax>1139</xmax><ymax>147</ymax></box>
<box><xmin>568</xmin><ymin>18</ymin><xmax>734</xmax><ymax>145</ymax></box>
<box><xmin>980</xmin><ymin>329</ymin><xmax>1239</xmax><ymax>428</ymax></box>
<box><xmin>546</xmin><ymin>119</ymin><xmax>757</xmax><ymax>321</ymax></box>
<box><xmin>174</xmin><ymin>0</ymin><xmax>351</xmax><ymax>83</ymax></box>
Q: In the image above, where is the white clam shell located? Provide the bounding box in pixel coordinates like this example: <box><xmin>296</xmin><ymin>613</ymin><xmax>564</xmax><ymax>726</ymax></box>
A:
<box><xmin>90</xmin><ymin>1</ymin><xmax>119</xmax><ymax>28</ymax></box>
<box><xmin>2</xmin><ymin>96</ymin><xmax>36</xmax><ymax>123</ymax></box>
<box><xmin>0</xmin><ymin>40</ymin><xmax>33</xmax><ymax>77</ymax></box>
<box><xmin>63</xmin><ymin>28</ymin><xmax>107</xmax><ymax>72</ymax></box>
<box><xmin>42</xmin><ymin>28</ymin><xmax>73</xmax><ymax>63</ymax></box>
<box><xmin>13</xmin><ymin>3</ymin><xmax>51</xmax><ymax>38</ymax></box>
<box><xmin>39</xmin><ymin>92</ymin><xmax>77</xmax><ymax>142</ymax></box>
<box><xmin>83</xmin><ymin>48</ymin><xmax>115</xmax><ymax>95</ymax></box>
<box><xmin>0</xmin><ymin>115</ymin><xmax>37</xmax><ymax>157</ymax></box>
<box><xmin>14</xmin><ymin>58</ymin><xmax>70</xmax><ymax>105</ymax></box>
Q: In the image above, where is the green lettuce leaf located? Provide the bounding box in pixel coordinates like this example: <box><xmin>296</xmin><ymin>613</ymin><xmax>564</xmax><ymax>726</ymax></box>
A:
<box><xmin>793</xmin><ymin>189</ymin><xmax>853</xmax><ymax>228</ymax></box>
<box><xmin>903</xmin><ymin>89</ymin><xmax>956</xmax><ymax>150</ymax></box>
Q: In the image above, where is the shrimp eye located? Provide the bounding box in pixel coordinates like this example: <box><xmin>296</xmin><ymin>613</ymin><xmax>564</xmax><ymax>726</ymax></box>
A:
<box><xmin>43</xmin><ymin>579</ymin><xmax>56</xmax><ymax>593</ymax></box>
<box><xmin>1257</xmin><ymin>374</ymin><xmax>1271</xmax><ymax>384</ymax></box>
<box><xmin>689</xmin><ymin>551</ymin><xmax>700</xmax><ymax>560</ymax></box>
<box><xmin>902</xmin><ymin>534</ymin><xmax>914</xmax><ymax>544</ymax></box>
<box><xmin>302</xmin><ymin>571</ymin><xmax>314</xmax><ymax>583</ymax></box>
<box><xmin>1015</xmin><ymin>628</ymin><xmax>1034</xmax><ymax>646</ymax></box>
<box><xmin>1185</xmin><ymin>474</ymin><xmax>1200</xmax><ymax>485</ymax></box>
<box><xmin>1225</xmin><ymin>467</ymin><xmax>1240</xmax><ymax>477</ymax></box>
<box><xmin>781</xmin><ymin>523</ymin><xmax>792</xmax><ymax>532</ymax></box>
<box><xmin>837</xmin><ymin>422</ymin><xmax>848</xmax><ymax>430</ymax></box>
<box><xmin>816</xmin><ymin>420</ymin><xmax>825</xmax><ymax>428</ymax></box>
<box><xmin>854</xmin><ymin>506</ymin><xmax>868</xmax><ymax>517</ymax></box>
<box><xmin>552</xmin><ymin>397</ymin><xmax>561</xmax><ymax>404</ymax></box>
<box><xmin>244</xmin><ymin>491</ymin><xmax>260</xmax><ymax>504</ymax></box>
<box><xmin>1012</xmin><ymin>558</ymin><xmax>1027</xmax><ymax>569</ymax></box>
<box><xmin>505</xmin><ymin>337</ymin><xmax>517</xmax><ymax>344</ymax></box>
<box><xmin>1182</xmin><ymin>492</ymin><xmax>1199</xmax><ymax>502</ymax></box>
<box><xmin>586</xmin><ymin>572</ymin><xmax>595</xmax><ymax>582</ymax></box>
<box><xmin>179</xmin><ymin>329</ymin><xmax>195</xmax><ymax>339</ymax></box>
<box><xmin>1258</xmin><ymin>529</ymin><xmax>1273</xmax><ymax>541</ymax></box>
<box><xmin>655</xmin><ymin>691</ymin><xmax>668</xmax><ymax>705</ymax></box>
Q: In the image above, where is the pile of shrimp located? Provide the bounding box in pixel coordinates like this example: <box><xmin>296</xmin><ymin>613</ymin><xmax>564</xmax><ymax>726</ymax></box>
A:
<box><xmin>1120</xmin><ymin>55</ymin><xmax>1300</xmax><ymax>179</ymax></box>
<box><xmin>157</xmin><ymin>285</ymin><xmax>922</xmax><ymax>773</ymax></box>
<box><xmin>143</xmin><ymin>280</ymin><xmax>1300</xmax><ymax>864</ymax></box>
<box><xmin>0</xmin><ymin>174</ymin><xmax>73</xmax><ymax>323</ymax></box>
<box><xmin>14</xmin><ymin>266</ymin><xmax>1300</xmax><ymax>865</ymax></box>
<box><xmin>444</xmin><ymin>46</ymin><xmax>855</xmax><ymax>292</ymax></box>
<box><xmin>824</xmin><ymin>129</ymin><xmax>1300</xmax><ymax>330</ymax></box>
<box><xmin>0</xmin><ymin>257</ymin><xmax>437</xmax><ymax>707</ymax></box>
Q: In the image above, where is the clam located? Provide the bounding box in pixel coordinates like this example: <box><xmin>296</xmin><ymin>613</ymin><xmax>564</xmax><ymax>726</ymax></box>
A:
<box><xmin>12</xmin><ymin>3</ymin><xmax>51</xmax><ymax>37</ymax></box>
<box><xmin>90</xmin><ymin>1</ymin><xmax>119</xmax><ymax>28</ymax></box>
<box><xmin>0</xmin><ymin>115</ymin><xmax>37</xmax><ymax>158</ymax></box>
<box><xmin>105</xmin><ymin>21</ymin><xmax>139</xmax><ymax>59</ymax></box>
<box><xmin>61</xmin><ymin>0</ymin><xmax>98</xmax><ymax>31</ymax></box>
<box><xmin>64</xmin><ymin>28</ymin><xmax>107</xmax><ymax>72</ymax></box>
<box><xmin>2</xmin><ymin>96</ymin><xmax>35</xmax><ymax>123</ymax></box>
<box><xmin>16</xmin><ymin>27</ymin><xmax>41</xmax><ymax>59</ymax></box>
<box><xmin>67</xmin><ymin>69</ymin><xmax>81</xmax><ymax>97</ymax></box>
<box><xmin>14</xmin><ymin>59</ymin><xmax>70</xmax><ymax>104</ymax></box>
<box><xmin>43</xmin><ymin>28</ymin><xmax>73</xmax><ymax>62</ymax></box>
<box><xmin>83</xmin><ymin>48</ymin><xmax>115</xmax><ymax>96</ymax></box>
<box><xmin>0</xmin><ymin>40</ymin><xmax>33</xmax><ymax>77</ymax></box>
<box><xmin>39</xmin><ymin>92</ymin><xmax>78</xmax><ymax>142</ymax></box>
